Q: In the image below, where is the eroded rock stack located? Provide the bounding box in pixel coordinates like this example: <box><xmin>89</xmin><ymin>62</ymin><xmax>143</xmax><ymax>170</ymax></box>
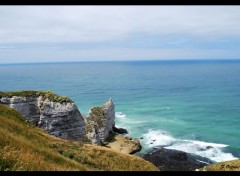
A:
<box><xmin>85</xmin><ymin>99</ymin><xmax>115</xmax><ymax>145</ymax></box>
<box><xmin>85</xmin><ymin>99</ymin><xmax>141</xmax><ymax>154</ymax></box>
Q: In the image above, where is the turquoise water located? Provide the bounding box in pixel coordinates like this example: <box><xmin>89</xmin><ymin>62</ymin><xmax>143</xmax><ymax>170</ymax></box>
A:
<box><xmin>0</xmin><ymin>60</ymin><xmax>239</xmax><ymax>162</ymax></box>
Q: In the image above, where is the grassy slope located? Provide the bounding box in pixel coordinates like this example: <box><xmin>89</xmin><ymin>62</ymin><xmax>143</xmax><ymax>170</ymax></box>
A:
<box><xmin>199</xmin><ymin>159</ymin><xmax>240</xmax><ymax>171</ymax></box>
<box><xmin>0</xmin><ymin>104</ymin><xmax>158</xmax><ymax>171</ymax></box>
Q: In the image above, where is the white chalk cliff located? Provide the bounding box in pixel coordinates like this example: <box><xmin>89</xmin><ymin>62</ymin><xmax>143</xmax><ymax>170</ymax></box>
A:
<box><xmin>0</xmin><ymin>91</ymin><xmax>141</xmax><ymax>154</ymax></box>
<box><xmin>0</xmin><ymin>94</ymin><xmax>86</xmax><ymax>140</ymax></box>
<box><xmin>85</xmin><ymin>99</ymin><xmax>115</xmax><ymax>145</ymax></box>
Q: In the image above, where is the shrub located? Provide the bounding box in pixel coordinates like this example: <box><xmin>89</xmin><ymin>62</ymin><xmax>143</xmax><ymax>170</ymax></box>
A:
<box><xmin>0</xmin><ymin>90</ymin><xmax>73</xmax><ymax>103</ymax></box>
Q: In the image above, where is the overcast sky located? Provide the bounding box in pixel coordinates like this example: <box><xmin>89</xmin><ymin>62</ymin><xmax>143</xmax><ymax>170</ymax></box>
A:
<box><xmin>1</xmin><ymin>6</ymin><xmax>240</xmax><ymax>64</ymax></box>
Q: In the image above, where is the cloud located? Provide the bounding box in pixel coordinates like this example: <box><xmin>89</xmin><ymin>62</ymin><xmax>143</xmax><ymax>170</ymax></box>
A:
<box><xmin>0</xmin><ymin>6</ymin><xmax>240</xmax><ymax>63</ymax></box>
<box><xmin>0</xmin><ymin>6</ymin><xmax>240</xmax><ymax>43</ymax></box>
<box><xmin>0</xmin><ymin>46</ymin><xmax>14</xmax><ymax>49</ymax></box>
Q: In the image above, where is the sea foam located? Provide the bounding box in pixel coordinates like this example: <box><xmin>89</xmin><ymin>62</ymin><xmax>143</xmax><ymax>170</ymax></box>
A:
<box><xmin>115</xmin><ymin>112</ymin><xmax>126</xmax><ymax>120</ymax></box>
<box><xmin>143</xmin><ymin>129</ymin><xmax>238</xmax><ymax>162</ymax></box>
<box><xmin>165</xmin><ymin>140</ymin><xmax>238</xmax><ymax>162</ymax></box>
<box><xmin>115</xmin><ymin>112</ymin><xmax>149</xmax><ymax>124</ymax></box>
<box><xmin>143</xmin><ymin>129</ymin><xmax>176</xmax><ymax>147</ymax></box>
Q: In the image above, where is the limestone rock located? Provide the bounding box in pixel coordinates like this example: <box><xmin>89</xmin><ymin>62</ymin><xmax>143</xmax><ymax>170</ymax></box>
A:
<box><xmin>0</xmin><ymin>94</ymin><xmax>86</xmax><ymax>140</ymax></box>
<box><xmin>1</xmin><ymin>96</ymin><xmax>40</xmax><ymax>124</ymax></box>
<box><xmin>1</xmin><ymin>92</ymin><xmax>141</xmax><ymax>154</ymax></box>
<box><xmin>85</xmin><ymin>99</ymin><xmax>115</xmax><ymax>144</ymax></box>
<box><xmin>101</xmin><ymin>98</ymin><xmax>116</xmax><ymax>141</ymax></box>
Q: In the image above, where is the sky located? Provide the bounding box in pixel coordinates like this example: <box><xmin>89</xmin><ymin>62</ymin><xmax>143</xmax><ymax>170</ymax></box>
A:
<box><xmin>1</xmin><ymin>6</ymin><xmax>240</xmax><ymax>64</ymax></box>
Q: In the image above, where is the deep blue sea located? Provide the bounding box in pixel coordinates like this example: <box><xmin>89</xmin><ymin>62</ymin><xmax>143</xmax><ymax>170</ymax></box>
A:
<box><xmin>0</xmin><ymin>60</ymin><xmax>239</xmax><ymax>162</ymax></box>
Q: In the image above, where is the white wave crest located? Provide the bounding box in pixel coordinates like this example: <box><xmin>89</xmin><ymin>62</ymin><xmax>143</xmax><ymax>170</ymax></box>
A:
<box><xmin>164</xmin><ymin>140</ymin><xmax>238</xmax><ymax>162</ymax></box>
<box><xmin>115</xmin><ymin>112</ymin><xmax>126</xmax><ymax>120</ymax></box>
<box><xmin>182</xmin><ymin>140</ymin><xmax>229</xmax><ymax>148</ymax></box>
<box><xmin>142</xmin><ymin>129</ymin><xmax>238</xmax><ymax>162</ymax></box>
<box><xmin>143</xmin><ymin>129</ymin><xmax>176</xmax><ymax>147</ymax></box>
<box><xmin>162</xmin><ymin>107</ymin><xmax>171</xmax><ymax>110</ymax></box>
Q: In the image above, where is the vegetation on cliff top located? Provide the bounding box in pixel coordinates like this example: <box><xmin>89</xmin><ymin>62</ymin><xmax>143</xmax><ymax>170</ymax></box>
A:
<box><xmin>198</xmin><ymin>159</ymin><xmax>240</xmax><ymax>171</ymax></box>
<box><xmin>0</xmin><ymin>104</ymin><xmax>158</xmax><ymax>171</ymax></box>
<box><xmin>0</xmin><ymin>90</ymin><xmax>73</xmax><ymax>103</ymax></box>
<box><xmin>88</xmin><ymin>107</ymin><xmax>106</xmax><ymax>128</ymax></box>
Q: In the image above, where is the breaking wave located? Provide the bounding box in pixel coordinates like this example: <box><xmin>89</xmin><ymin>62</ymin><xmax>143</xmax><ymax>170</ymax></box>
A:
<box><xmin>143</xmin><ymin>129</ymin><xmax>238</xmax><ymax>162</ymax></box>
<box><xmin>115</xmin><ymin>112</ymin><xmax>126</xmax><ymax>120</ymax></box>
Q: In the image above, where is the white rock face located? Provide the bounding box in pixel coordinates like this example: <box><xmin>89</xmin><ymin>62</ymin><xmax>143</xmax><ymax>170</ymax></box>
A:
<box><xmin>84</xmin><ymin>116</ymin><xmax>100</xmax><ymax>145</ymax></box>
<box><xmin>0</xmin><ymin>95</ymin><xmax>86</xmax><ymax>140</ymax></box>
<box><xmin>86</xmin><ymin>98</ymin><xmax>115</xmax><ymax>144</ymax></box>
<box><xmin>101</xmin><ymin>98</ymin><xmax>115</xmax><ymax>141</ymax></box>
<box><xmin>1</xmin><ymin>96</ymin><xmax>40</xmax><ymax>125</ymax></box>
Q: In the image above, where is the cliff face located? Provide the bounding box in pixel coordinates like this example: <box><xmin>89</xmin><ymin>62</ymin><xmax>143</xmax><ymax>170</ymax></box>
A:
<box><xmin>0</xmin><ymin>94</ymin><xmax>86</xmax><ymax>140</ymax></box>
<box><xmin>0</xmin><ymin>91</ymin><xmax>141</xmax><ymax>155</ymax></box>
<box><xmin>0</xmin><ymin>103</ymin><xmax>159</xmax><ymax>171</ymax></box>
<box><xmin>85</xmin><ymin>99</ymin><xmax>115</xmax><ymax>145</ymax></box>
<box><xmin>0</xmin><ymin>96</ymin><xmax>40</xmax><ymax>125</ymax></box>
<box><xmin>101</xmin><ymin>98</ymin><xmax>116</xmax><ymax>141</ymax></box>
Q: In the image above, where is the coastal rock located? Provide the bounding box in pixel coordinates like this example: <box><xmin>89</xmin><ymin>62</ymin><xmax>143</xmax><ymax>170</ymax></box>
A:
<box><xmin>143</xmin><ymin>147</ymin><xmax>214</xmax><ymax>171</ymax></box>
<box><xmin>101</xmin><ymin>98</ymin><xmax>116</xmax><ymax>141</ymax></box>
<box><xmin>1</xmin><ymin>91</ymin><xmax>140</xmax><ymax>154</ymax></box>
<box><xmin>85</xmin><ymin>99</ymin><xmax>115</xmax><ymax>144</ymax></box>
<box><xmin>38</xmin><ymin>98</ymin><xmax>86</xmax><ymax>139</ymax></box>
<box><xmin>113</xmin><ymin>126</ymin><xmax>128</xmax><ymax>134</ymax></box>
<box><xmin>0</xmin><ymin>92</ymin><xmax>86</xmax><ymax>140</ymax></box>
<box><xmin>1</xmin><ymin>96</ymin><xmax>40</xmax><ymax>124</ymax></box>
<box><xmin>105</xmin><ymin>134</ymin><xmax>142</xmax><ymax>154</ymax></box>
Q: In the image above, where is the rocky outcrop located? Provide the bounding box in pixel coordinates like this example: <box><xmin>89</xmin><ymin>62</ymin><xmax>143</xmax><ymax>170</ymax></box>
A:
<box><xmin>1</xmin><ymin>91</ymin><xmax>142</xmax><ymax>154</ymax></box>
<box><xmin>105</xmin><ymin>134</ymin><xmax>142</xmax><ymax>154</ymax></box>
<box><xmin>85</xmin><ymin>99</ymin><xmax>115</xmax><ymax>145</ymax></box>
<box><xmin>0</xmin><ymin>91</ymin><xmax>86</xmax><ymax>140</ymax></box>
<box><xmin>0</xmin><ymin>96</ymin><xmax>40</xmax><ymax>125</ymax></box>
<box><xmin>37</xmin><ymin>97</ymin><xmax>86</xmax><ymax>139</ymax></box>
<box><xmin>113</xmin><ymin>126</ymin><xmax>128</xmax><ymax>134</ymax></box>
<box><xmin>85</xmin><ymin>98</ymin><xmax>142</xmax><ymax>154</ymax></box>
<box><xmin>142</xmin><ymin>147</ymin><xmax>214</xmax><ymax>171</ymax></box>
<box><xmin>102</xmin><ymin>98</ymin><xmax>116</xmax><ymax>140</ymax></box>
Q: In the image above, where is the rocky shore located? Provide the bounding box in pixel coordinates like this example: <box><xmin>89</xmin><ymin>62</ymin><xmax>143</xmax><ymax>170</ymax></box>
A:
<box><xmin>105</xmin><ymin>134</ymin><xmax>141</xmax><ymax>154</ymax></box>
<box><xmin>142</xmin><ymin>147</ymin><xmax>214</xmax><ymax>171</ymax></box>
<box><xmin>84</xmin><ymin>98</ymin><xmax>141</xmax><ymax>154</ymax></box>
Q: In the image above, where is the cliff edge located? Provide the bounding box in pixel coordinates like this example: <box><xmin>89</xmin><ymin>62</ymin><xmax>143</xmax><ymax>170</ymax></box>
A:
<box><xmin>0</xmin><ymin>90</ymin><xmax>86</xmax><ymax>140</ymax></box>
<box><xmin>0</xmin><ymin>90</ymin><xmax>141</xmax><ymax>154</ymax></box>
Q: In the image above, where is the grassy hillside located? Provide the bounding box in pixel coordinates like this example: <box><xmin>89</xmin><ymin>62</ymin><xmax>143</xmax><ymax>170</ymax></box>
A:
<box><xmin>198</xmin><ymin>159</ymin><xmax>240</xmax><ymax>171</ymax></box>
<box><xmin>0</xmin><ymin>104</ymin><xmax>159</xmax><ymax>171</ymax></box>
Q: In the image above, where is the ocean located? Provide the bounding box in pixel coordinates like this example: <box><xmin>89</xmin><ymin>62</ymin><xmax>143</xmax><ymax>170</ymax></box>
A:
<box><xmin>0</xmin><ymin>60</ymin><xmax>239</xmax><ymax>162</ymax></box>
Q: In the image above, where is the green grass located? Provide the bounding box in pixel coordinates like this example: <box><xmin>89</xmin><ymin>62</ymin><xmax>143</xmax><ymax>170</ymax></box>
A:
<box><xmin>0</xmin><ymin>104</ymin><xmax>159</xmax><ymax>171</ymax></box>
<box><xmin>0</xmin><ymin>90</ymin><xmax>73</xmax><ymax>103</ymax></box>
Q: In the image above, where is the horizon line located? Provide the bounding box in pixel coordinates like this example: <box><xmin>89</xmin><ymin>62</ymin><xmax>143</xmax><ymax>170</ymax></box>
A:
<box><xmin>1</xmin><ymin>58</ymin><xmax>240</xmax><ymax>65</ymax></box>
